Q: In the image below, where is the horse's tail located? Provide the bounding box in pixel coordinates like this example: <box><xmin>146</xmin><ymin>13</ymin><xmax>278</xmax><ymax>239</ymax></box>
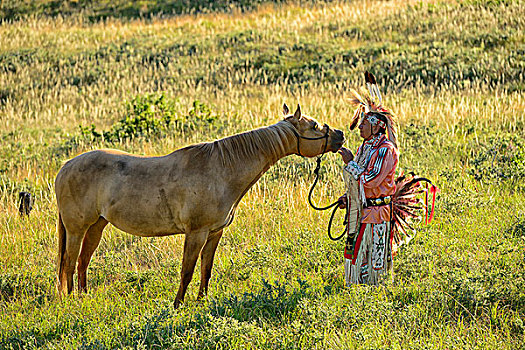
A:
<box><xmin>56</xmin><ymin>212</ymin><xmax>66</xmax><ymax>294</ymax></box>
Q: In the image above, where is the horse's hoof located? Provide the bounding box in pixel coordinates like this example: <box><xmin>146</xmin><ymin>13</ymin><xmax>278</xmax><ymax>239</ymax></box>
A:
<box><xmin>173</xmin><ymin>299</ymin><xmax>182</xmax><ymax>309</ymax></box>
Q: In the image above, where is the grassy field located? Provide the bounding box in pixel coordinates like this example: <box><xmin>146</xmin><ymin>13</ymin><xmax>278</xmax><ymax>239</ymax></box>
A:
<box><xmin>1</xmin><ymin>0</ymin><xmax>524</xmax><ymax>348</ymax></box>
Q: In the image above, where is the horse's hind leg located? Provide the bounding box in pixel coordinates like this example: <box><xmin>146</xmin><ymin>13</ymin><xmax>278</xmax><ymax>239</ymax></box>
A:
<box><xmin>57</xmin><ymin>218</ymin><xmax>88</xmax><ymax>295</ymax></box>
<box><xmin>77</xmin><ymin>217</ymin><xmax>108</xmax><ymax>293</ymax></box>
<box><xmin>174</xmin><ymin>230</ymin><xmax>208</xmax><ymax>309</ymax></box>
<box><xmin>198</xmin><ymin>229</ymin><xmax>223</xmax><ymax>300</ymax></box>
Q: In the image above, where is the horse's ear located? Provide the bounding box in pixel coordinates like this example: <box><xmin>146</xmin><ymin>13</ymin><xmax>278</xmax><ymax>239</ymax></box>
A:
<box><xmin>293</xmin><ymin>104</ymin><xmax>302</xmax><ymax>119</ymax></box>
<box><xmin>283</xmin><ymin>103</ymin><xmax>290</xmax><ymax>115</ymax></box>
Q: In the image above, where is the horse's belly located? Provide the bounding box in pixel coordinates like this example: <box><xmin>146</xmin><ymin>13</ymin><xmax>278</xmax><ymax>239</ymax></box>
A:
<box><xmin>106</xmin><ymin>215</ymin><xmax>183</xmax><ymax>237</ymax></box>
<box><xmin>101</xmin><ymin>196</ymin><xmax>229</xmax><ymax>237</ymax></box>
<box><xmin>101</xmin><ymin>198</ymin><xmax>184</xmax><ymax>237</ymax></box>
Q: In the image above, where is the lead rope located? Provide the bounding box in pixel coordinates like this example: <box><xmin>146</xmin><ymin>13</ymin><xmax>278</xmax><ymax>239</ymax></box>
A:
<box><xmin>291</xmin><ymin>123</ymin><xmax>346</xmax><ymax>241</ymax></box>
<box><xmin>307</xmin><ymin>156</ymin><xmax>347</xmax><ymax>241</ymax></box>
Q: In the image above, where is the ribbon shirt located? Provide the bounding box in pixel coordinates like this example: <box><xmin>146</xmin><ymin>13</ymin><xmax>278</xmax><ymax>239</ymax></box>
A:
<box><xmin>345</xmin><ymin>134</ymin><xmax>399</xmax><ymax>223</ymax></box>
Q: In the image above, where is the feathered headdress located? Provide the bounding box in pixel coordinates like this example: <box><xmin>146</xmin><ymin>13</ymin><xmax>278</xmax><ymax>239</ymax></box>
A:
<box><xmin>349</xmin><ymin>71</ymin><xmax>398</xmax><ymax>148</ymax></box>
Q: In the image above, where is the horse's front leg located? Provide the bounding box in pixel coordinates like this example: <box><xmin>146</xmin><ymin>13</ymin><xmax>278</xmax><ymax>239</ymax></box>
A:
<box><xmin>198</xmin><ymin>229</ymin><xmax>224</xmax><ymax>300</ymax></box>
<box><xmin>174</xmin><ymin>230</ymin><xmax>208</xmax><ymax>309</ymax></box>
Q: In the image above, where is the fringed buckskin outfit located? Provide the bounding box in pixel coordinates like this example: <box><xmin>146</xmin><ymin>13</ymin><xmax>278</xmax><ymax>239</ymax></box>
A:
<box><xmin>343</xmin><ymin>134</ymin><xmax>399</xmax><ymax>285</ymax></box>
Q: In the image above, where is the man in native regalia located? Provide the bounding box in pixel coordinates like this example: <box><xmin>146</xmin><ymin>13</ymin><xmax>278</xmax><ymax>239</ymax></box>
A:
<box><xmin>338</xmin><ymin>72</ymin><xmax>400</xmax><ymax>286</ymax></box>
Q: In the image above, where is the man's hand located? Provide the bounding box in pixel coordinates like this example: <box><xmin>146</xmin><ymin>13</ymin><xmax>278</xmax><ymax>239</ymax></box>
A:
<box><xmin>338</xmin><ymin>147</ymin><xmax>353</xmax><ymax>164</ymax></box>
<box><xmin>338</xmin><ymin>194</ymin><xmax>347</xmax><ymax>209</ymax></box>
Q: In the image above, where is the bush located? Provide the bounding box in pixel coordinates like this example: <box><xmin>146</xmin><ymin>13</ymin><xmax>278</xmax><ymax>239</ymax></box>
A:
<box><xmin>79</xmin><ymin>95</ymin><xmax>221</xmax><ymax>143</ymax></box>
<box><xmin>468</xmin><ymin>134</ymin><xmax>525</xmax><ymax>187</ymax></box>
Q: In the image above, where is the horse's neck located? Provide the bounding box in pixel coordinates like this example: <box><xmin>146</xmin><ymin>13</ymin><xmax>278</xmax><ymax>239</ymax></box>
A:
<box><xmin>234</xmin><ymin>122</ymin><xmax>295</xmax><ymax>175</ymax></box>
<box><xmin>215</xmin><ymin>121</ymin><xmax>296</xmax><ymax>191</ymax></box>
<box><xmin>217</xmin><ymin>123</ymin><xmax>296</xmax><ymax>212</ymax></box>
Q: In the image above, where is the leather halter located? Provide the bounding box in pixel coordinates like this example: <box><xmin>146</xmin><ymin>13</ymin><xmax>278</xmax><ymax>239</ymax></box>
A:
<box><xmin>289</xmin><ymin>123</ymin><xmax>330</xmax><ymax>157</ymax></box>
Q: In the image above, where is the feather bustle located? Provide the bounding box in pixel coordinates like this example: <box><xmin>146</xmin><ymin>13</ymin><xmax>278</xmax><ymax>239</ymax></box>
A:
<box><xmin>390</xmin><ymin>172</ymin><xmax>436</xmax><ymax>249</ymax></box>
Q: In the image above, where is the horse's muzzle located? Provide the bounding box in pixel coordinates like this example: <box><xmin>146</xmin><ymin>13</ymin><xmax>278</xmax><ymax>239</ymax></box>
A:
<box><xmin>330</xmin><ymin>129</ymin><xmax>345</xmax><ymax>152</ymax></box>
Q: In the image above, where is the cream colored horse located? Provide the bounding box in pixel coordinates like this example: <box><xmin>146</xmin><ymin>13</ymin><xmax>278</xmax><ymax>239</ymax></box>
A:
<box><xmin>55</xmin><ymin>104</ymin><xmax>344</xmax><ymax>307</ymax></box>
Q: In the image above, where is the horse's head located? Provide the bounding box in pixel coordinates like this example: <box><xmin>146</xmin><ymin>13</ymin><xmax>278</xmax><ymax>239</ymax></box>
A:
<box><xmin>283</xmin><ymin>103</ymin><xmax>345</xmax><ymax>157</ymax></box>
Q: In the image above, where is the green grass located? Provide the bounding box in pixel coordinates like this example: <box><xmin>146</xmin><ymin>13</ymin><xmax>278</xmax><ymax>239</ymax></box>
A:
<box><xmin>0</xmin><ymin>0</ymin><xmax>524</xmax><ymax>348</ymax></box>
<box><xmin>0</xmin><ymin>0</ymin><xmax>288</xmax><ymax>21</ymax></box>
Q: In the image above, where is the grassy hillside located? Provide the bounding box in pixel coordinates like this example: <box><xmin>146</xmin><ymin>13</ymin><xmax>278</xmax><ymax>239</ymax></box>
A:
<box><xmin>0</xmin><ymin>0</ymin><xmax>286</xmax><ymax>21</ymax></box>
<box><xmin>0</xmin><ymin>0</ymin><xmax>524</xmax><ymax>348</ymax></box>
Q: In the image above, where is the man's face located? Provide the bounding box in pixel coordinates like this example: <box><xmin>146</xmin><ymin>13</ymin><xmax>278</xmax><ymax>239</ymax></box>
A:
<box><xmin>358</xmin><ymin>116</ymin><xmax>373</xmax><ymax>140</ymax></box>
<box><xmin>358</xmin><ymin>114</ymin><xmax>382</xmax><ymax>140</ymax></box>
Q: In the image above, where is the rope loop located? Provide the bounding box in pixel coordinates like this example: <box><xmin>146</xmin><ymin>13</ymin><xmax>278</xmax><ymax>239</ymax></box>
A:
<box><xmin>327</xmin><ymin>204</ymin><xmax>347</xmax><ymax>241</ymax></box>
<box><xmin>307</xmin><ymin>154</ymin><xmax>346</xmax><ymax>241</ymax></box>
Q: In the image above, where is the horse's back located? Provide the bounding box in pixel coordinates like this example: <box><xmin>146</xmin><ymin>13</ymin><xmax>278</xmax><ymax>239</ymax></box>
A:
<box><xmin>56</xmin><ymin>149</ymin><xmax>138</xmax><ymax>196</ymax></box>
<box><xmin>54</xmin><ymin>148</ymin><xmax>227</xmax><ymax>235</ymax></box>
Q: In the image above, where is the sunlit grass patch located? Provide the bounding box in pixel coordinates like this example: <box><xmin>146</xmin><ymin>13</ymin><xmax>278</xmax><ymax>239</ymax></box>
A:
<box><xmin>0</xmin><ymin>0</ymin><xmax>524</xmax><ymax>348</ymax></box>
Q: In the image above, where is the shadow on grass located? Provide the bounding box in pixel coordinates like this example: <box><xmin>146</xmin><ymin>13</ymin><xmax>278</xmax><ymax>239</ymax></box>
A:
<box><xmin>0</xmin><ymin>320</ymin><xmax>86</xmax><ymax>349</ymax></box>
<box><xmin>73</xmin><ymin>279</ymin><xmax>333</xmax><ymax>349</ymax></box>
<box><xmin>0</xmin><ymin>272</ymin><xmax>53</xmax><ymax>306</ymax></box>
<box><xmin>208</xmin><ymin>278</ymin><xmax>313</xmax><ymax>321</ymax></box>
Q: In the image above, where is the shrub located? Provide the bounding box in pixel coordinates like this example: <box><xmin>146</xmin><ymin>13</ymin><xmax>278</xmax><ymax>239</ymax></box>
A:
<box><xmin>468</xmin><ymin>134</ymin><xmax>525</xmax><ymax>187</ymax></box>
<box><xmin>79</xmin><ymin>95</ymin><xmax>221</xmax><ymax>143</ymax></box>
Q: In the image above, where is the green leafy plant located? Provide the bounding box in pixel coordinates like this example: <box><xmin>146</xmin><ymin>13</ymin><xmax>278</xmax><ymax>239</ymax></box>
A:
<box><xmin>79</xmin><ymin>95</ymin><xmax>221</xmax><ymax>143</ymax></box>
<box><xmin>468</xmin><ymin>134</ymin><xmax>525</xmax><ymax>187</ymax></box>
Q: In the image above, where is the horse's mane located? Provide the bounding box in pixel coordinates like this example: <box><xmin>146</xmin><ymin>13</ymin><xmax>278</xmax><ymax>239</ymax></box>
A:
<box><xmin>194</xmin><ymin>120</ymin><xmax>296</xmax><ymax>167</ymax></box>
